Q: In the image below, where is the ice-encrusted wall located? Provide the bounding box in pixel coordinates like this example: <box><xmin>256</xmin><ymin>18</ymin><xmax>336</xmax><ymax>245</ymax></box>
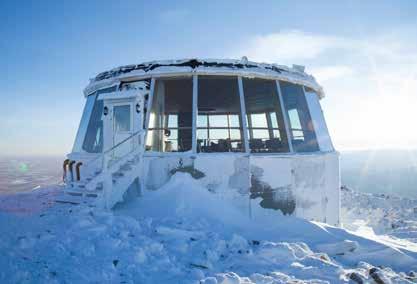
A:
<box><xmin>142</xmin><ymin>152</ymin><xmax>340</xmax><ymax>226</ymax></box>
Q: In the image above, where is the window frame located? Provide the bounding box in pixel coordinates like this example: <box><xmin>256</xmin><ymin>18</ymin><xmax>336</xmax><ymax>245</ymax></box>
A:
<box><xmin>142</xmin><ymin>73</ymin><xmax>327</xmax><ymax>157</ymax></box>
<box><xmin>196</xmin><ymin>113</ymin><xmax>244</xmax><ymax>151</ymax></box>
<box><xmin>72</xmin><ymin>85</ymin><xmax>120</xmax><ymax>154</ymax></box>
<box><xmin>240</xmin><ymin>77</ymin><xmax>291</xmax><ymax>154</ymax></box>
<box><xmin>279</xmin><ymin>80</ymin><xmax>320</xmax><ymax>153</ymax></box>
<box><xmin>112</xmin><ymin>103</ymin><xmax>133</xmax><ymax>133</ymax></box>
<box><xmin>196</xmin><ymin>75</ymin><xmax>246</xmax><ymax>153</ymax></box>
<box><xmin>302</xmin><ymin>86</ymin><xmax>334</xmax><ymax>152</ymax></box>
<box><xmin>276</xmin><ymin>80</ymin><xmax>294</xmax><ymax>153</ymax></box>
<box><xmin>145</xmin><ymin>76</ymin><xmax>194</xmax><ymax>153</ymax></box>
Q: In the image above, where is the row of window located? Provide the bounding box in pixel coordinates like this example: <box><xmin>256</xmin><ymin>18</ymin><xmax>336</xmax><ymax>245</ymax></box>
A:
<box><xmin>73</xmin><ymin>76</ymin><xmax>333</xmax><ymax>154</ymax></box>
<box><xmin>146</xmin><ymin>76</ymin><xmax>333</xmax><ymax>153</ymax></box>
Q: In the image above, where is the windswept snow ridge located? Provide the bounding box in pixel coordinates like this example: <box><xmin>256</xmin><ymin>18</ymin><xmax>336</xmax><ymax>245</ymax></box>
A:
<box><xmin>342</xmin><ymin>185</ymin><xmax>417</xmax><ymax>244</ymax></box>
<box><xmin>0</xmin><ymin>174</ymin><xmax>416</xmax><ymax>283</ymax></box>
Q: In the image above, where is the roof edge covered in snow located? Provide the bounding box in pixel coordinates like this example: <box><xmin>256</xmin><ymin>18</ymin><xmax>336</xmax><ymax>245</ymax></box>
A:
<box><xmin>84</xmin><ymin>58</ymin><xmax>325</xmax><ymax>98</ymax></box>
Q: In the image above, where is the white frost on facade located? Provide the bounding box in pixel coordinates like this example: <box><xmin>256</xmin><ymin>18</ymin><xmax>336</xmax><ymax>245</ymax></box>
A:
<box><xmin>61</xmin><ymin>58</ymin><xmax>340</xmax><ymax>226</ymax></box>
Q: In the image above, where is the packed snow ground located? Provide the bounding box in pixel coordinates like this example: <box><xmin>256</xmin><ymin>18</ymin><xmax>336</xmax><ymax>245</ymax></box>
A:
<box><xmin>0</xmin><ymin>174</ymin><xmax>417</xmax><ymax>283</ymax></box>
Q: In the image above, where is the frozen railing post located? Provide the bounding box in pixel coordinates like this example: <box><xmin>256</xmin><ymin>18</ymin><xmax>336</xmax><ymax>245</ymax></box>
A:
<box><xmin>101</xmin><ymin>151</ymin><xmax>111</xmax><ymax>209</ymax></box>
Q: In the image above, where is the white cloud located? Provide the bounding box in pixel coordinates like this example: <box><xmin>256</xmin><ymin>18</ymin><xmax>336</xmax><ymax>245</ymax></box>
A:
<box><xmin>239</xmin><ymin>30</ymin><xmax>417</xmax><ymax>150</ymax></box>
<box><xmin>240</xmin><ymin>30</ymin><xmax>346</xmax><ymax>63</ymax></box>
<box><xmin>311</xmin><ymin>66</ymin><xmax>354</xmax><ymax>82</ymax></box>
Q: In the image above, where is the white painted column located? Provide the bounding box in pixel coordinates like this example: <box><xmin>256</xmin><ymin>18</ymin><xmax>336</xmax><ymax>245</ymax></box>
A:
<box><xmin>192</xmin><ymin>75</ymin><xmax>198</xmax><ymax>153</ymax></box>
<box><xmin>143</xmin><ymin>77</ymin><xmax>155</xmax><ymax>149</ymax></box>
<box><xmin>276</xmin><ymin>80</ymin><xmax>294</xmax><ymax>153</ymax></box>
<box><xmin>238</xmin><ymin>77</ymin><xmax>250</xmax><ymax>153</ymax></box>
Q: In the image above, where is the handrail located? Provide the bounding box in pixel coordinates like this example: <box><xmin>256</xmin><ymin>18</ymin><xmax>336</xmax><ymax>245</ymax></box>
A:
<box><xmin>75</xmin><ymin>162</ymin><xmax>83</xmax><ymax>181</ymax></box>
<box><xmin>105</xmin><ymin>129</ymin><xmax>142</xmax><ymax>155</ymax></box>
<box><xmin>62</xmin><ymin>159</ymin><xmax>70</xmax><ymax>181</ymax></box>
<box><xmin>69</xmin><ymin>160</ymin><xmax>76</xmax><ymax>182</ymax></box>
<box><xmin>74</xmin><ymin>130</ymin><xmax>143</xmax><ymax>181</ymax></box>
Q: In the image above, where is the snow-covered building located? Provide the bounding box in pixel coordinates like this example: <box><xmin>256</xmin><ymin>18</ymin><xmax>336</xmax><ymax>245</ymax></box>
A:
<box><xmin>62</xmin><ymin>58</ymin><xmax>340</xmax><ymax>226</ymax></box>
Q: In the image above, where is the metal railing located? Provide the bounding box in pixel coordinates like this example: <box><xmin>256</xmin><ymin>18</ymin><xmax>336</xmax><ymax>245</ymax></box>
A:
<box><xmin>103</xmin><ymin>130</ymin><xmax>143</xmax><ymax>170</ymax></box>
<box><xmin>66</xmin><ymin>130</ymin><xmax>143</xmax><ymax>183</ymax></box>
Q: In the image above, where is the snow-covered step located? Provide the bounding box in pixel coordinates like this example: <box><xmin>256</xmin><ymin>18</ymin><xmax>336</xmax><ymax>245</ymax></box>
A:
<box><xmin>112</xmin><ymin>171</ymin><xmax>124</xmax><ymax>178</ymax></box>
<box><xmin>55</xmin><ymin>193</ymin><xmax>96</xmax><ymax>206</ymax></box>
<box><xmin>63</xmin><ymin>187</ymin><xmax>103</xmax><ymax>198</ymax></box>
<box><xmin>95</xmin><ymin>183</ymin><xmax>103</xmax><ymax>191</ymax></box>
<box><xmin>120</xmin><ymin>164</ymin><xmax>132</xmax><ymax>171</ymax></box>
<box><xmin>62</xmin><ymin>149</ymin><xmax>142</xmax><ymax>209</ymax></box>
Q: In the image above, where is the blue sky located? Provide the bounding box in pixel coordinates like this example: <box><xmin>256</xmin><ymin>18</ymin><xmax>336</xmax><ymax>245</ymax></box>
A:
<box><xmin>1</xmin><ymin>0</ymin><xmax>417</xmax><ymax>156</ymax></box>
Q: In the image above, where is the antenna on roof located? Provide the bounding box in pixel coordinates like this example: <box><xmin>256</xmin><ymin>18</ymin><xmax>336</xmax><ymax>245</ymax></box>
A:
<box><xmin>241</xmin><ymin>56</ymin><xmax>248</xmax><ymax>65</ymax></box>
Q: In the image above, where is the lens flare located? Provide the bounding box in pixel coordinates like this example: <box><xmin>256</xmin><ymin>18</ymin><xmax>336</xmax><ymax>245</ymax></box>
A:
<box><xmin>18</xmin><ymin>163</ymin><xmax>28</xmax><ymax>173</ymax></box>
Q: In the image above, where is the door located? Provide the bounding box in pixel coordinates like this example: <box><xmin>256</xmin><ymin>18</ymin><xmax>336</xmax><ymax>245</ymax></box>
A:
<box><xmin>112</xmin><ymin>103</ymin><xmax>134</xmax><ymax>158</ymax></box>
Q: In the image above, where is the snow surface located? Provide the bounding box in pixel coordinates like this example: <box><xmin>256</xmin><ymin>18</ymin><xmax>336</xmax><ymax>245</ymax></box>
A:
<box><xmin>342</xmin><ymin>186</ymin><xmax>417</xmax><ymax>245</ymax></box>
<box><xmin>143</xmin><ymin>152</ymin><xmax>340</xmax><ymax>226</ymax></box>
<box><xmin>0</xmin><ymin>174</ymin><xmax>417</xmax><ymax>283</ymax></box>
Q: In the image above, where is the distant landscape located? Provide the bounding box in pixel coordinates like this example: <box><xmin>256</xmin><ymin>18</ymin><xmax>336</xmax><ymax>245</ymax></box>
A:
<box><xmin>1</xmin><ymin>149</ymin><xmax>416</xmax><ymax>198</ymax></box>
<box><xmin>341</xmin><ymin>149</ymin><xmax>417</xmax><ymax>198</ymax></box>
<box><xmin>0</xmin><ymin>156</ymin><xmax>63</xmax><ymax>194</ymax></box>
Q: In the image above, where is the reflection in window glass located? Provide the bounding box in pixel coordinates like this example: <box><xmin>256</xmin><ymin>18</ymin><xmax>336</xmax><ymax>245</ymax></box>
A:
<box><xmin>82</xmin><ymin>97</ymin><xmax>104</xmax><ymax>153</ymax></box>
<box><xmin>114</xmin><ymin>105</ymin><xmax>131</xmax><ymax>132</ymax></box>
<box><xmin>242</xmin><ymin>78</ymin><xmax>289</xmax><ymax>153</ymax></box>
<box><xmin>280</xmin><ymin>81</ymin><xmax>319</xmax><ymax>152</ymax></box>
<box><xmin>168</xmin><ymin>114</ymin><xmax>178</xmax><ymax>128</ymax></box>
<box><xmin>81</xmin><ymin>86</ymin><xmax>118</xmax><ymax>153</ymax></box>
<box><xmin>251</xmin><ymin>113</ymin><xmax>267</xmax><ymax>128</ymax></box>
<box><xmin>197</xmin><ymin>115</ymin><xmax>207</xmax><ymax>128</ymax></box>
<box><xmin>197</xmin><ymin>76</ymin><xmax>244</xmax><ymax>152</ymax></box>
<box><xmin>72</xmin><ymin>94</ymin><xmax>96</xmax><ymax>152</ymax></box>
<box><xmin>288</xmin><ymin>109</ymin><xmax>302</xmax><ymax>134</ymax></box>
<box><xmin>146</xmin><ymin>77</ymin><xmax>193</xmax><ymax>152</ymax></box>
<box><xmin>269</xmin><ymin>112</ymin><xmax>278</xmax><ymax>128</ymax></box>
<box><xmin>210</xmin><ymin>128</ymin><xmax>229</xmax><ymax>140</ymax></box>
<box><xmin>229</xmin><ymin>115</ymin><xmax>240</xmax><ymax>128</ymax></box>
<box><xmin>304</xmin><ymin>87</ymin><xmax>334</xmax><ymax>152</ymax></box>
<box><xmin>210</xmin><ymin>115</ymin><xmax>227</xmax><ymax>128</ymax></box>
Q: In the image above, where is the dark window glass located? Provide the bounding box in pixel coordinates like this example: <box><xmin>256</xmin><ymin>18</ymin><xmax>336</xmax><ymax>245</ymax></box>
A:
<box><xmin>81</xmin><ymin>86</ymin><xmax>118</xmax><ymax>153</ymax></box>
<box><xmin>114</xmin><ymin>105</ymin><xmax>131</xmax><ymax>132</ymax></box>
<box><xmin>304</xmin><ymin>87</ymin><xmax>334</xmax><ymax>152</ymax></box>
<box><xmin>146</xmin><ymin>77</ymin><xmax>193</xmax><ymax>152</ymax></box>
<box><xmin>243</xmin><ymin>78</ymin><xmax>289</xmax><ymax>153</ymax></box>
<box><xmin>280</xmin><ymin>81</ymin><xmax>319</xmax><ymax>152</ymax></box>
<box><xmin>197</xmin><ymin>76</ymin><xmax>244</xmax><ymax>152</ymax></box>
<box><xmin>82</xmin><ymin>97</ymin><xmax>104</xmax><ymax>153</ymax></box>
<box><xmin>72</xmin><ymin>94</ymin><xmax>96</xmax><ymax>152</ymax></box>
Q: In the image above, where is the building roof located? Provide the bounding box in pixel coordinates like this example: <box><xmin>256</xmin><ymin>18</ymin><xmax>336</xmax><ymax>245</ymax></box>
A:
<box><xmin>85</xmin><ymin>58</ymin><xmax>325</xmax><ymax>98</ymax></box>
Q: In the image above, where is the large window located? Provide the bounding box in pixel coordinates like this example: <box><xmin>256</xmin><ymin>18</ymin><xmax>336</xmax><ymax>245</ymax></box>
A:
<box><xmin>141</xmin><ymin>75</ymin><xmax>326</xmax><ymax>155</ymax></box>
<box><xmin>82</xmin><ymin>96</ymin><xmax>104</xmax><ymax>153</ymax></box>
<box><xmin>304</xmin><ymin>87</ymin><xmax>334</xmax><ymax>152</ymax></box>
<box><xmin>78</xmin><ymin>86</ymin><xmax>117</xmax><ymax>153</ymax></box>
<box><xmin>243</xmin><ymin>78</ymin><xmax>289</xmax><ymax>153</ymax></box>
<box><xmin>197</xmin><ymin>76</ymin><xmax>244</xmax><ymax>152</ymax></box>
<box><xmin>72</xmin><ymin>94</ymin><xmax>96</xmax><ymax>152</ymax></box>
<box><xmin>146</xmin><ymin>77</ymin><xmax>193</xmax><ymax>152</ymax></box>
<box><xmin>280</xmin><ymin>81</ymin><xmax>319</xmax><ymax>152</ymax></box>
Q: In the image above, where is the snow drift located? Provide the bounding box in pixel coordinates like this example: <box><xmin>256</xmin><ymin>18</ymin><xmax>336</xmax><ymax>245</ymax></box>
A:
<box><xmin>0</xmin><ymin>173</ymin><xmax>416</xmax><ymax>283</ymax></box>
